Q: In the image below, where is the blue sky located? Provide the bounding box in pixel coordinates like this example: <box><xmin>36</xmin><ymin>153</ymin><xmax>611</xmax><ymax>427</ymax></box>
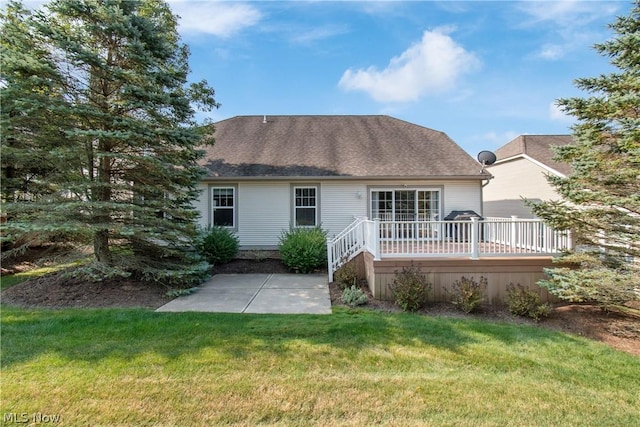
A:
<box><xmin>10</xmin><ymin>1</ymin><xmax>633</xmax><ymax>156</ymax></box>
<box><xmin>169</xmin><ymin>0</ymin><xmax>632</xmax><ymax>156</ymax></box>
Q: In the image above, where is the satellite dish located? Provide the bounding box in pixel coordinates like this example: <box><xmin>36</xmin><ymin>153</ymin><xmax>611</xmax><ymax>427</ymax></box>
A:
<box><xmin>477</xmin><ymin>150</ymin><xmax>497</xmax><ymax>166</ymax></box>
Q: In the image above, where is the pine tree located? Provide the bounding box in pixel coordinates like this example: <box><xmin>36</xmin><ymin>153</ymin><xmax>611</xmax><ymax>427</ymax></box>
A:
<box><xmin>1</xmin><ymin>0</ymin><xmax>218</xmax><ymax>286</ymax></box>
<box><xmin>530</xmin><ymin>2</ymin><xmax>640</xmax><ymax>308</ymax></box>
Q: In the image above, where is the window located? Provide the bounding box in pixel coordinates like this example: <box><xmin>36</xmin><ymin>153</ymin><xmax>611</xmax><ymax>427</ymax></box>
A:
<box><xmin>211</xmin><ymin>187</ymin><xmax>235</xmax><ymax>227</ymax></box>
<box><xmin>294</xmin><ymin>186</ymin><xmax>317</xmax><ymax>227</ymax></box>
<box><xmin>371</xmin><ymin>189</ymin><xmax>440</xmax><ymax>221</ymax></box>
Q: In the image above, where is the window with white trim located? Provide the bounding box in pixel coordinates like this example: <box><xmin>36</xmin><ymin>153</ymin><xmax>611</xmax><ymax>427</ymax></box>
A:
<box><xmin>371</xmin><ymin>189</ymin><xmax>440</xmax><ymax>221</ymax></box>
<box><xmin>211</xmin><ymin>187</ymin><xmax>235</xmax><ymax>227</ymax></box>
<box><xmin>294</xmin><ymin>186</ymin><xmax>317</xmax><ymax>227</ymax></box>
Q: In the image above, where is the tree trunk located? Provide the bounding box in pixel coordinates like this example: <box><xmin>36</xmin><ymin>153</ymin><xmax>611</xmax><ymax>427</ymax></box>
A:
<box><xmin>93</xmin><ymin>229</ymin><xmax>111</xmax><ymax>264</ymax></box>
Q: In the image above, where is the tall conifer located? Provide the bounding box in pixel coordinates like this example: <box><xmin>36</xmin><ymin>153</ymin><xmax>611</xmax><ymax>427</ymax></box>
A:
<box><xmin>1</xmin><ymin>0</ymin><xmax>218</xmax><ymax>285</ymax></box>
<box><xmin>531</xmin><ymin>3</ymin><xmax>640</xmax><ymax>307</ymax></box>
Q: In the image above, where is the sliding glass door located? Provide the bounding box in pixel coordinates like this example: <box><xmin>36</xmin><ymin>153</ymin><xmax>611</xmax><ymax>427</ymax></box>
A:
<box><xmin>371</xmin><ymin>189</ymin><xmax>440</xmax><ymax>221</ymax></box>
<box><xmin>371</xmin><ymin>189</ymin><xmax>441</xmax><ymax>241</ymax></box>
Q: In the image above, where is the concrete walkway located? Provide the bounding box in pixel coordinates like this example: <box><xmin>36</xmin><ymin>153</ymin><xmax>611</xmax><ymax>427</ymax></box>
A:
<box><xmin>156</xmin><ymin>274</ymin><xmax>331</xmax><ymax>314</ymax></box>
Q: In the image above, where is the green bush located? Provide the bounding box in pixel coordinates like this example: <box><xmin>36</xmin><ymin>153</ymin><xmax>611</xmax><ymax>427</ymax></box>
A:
<box><xmin>196</xmin><ymin>227</ymin><xmax>239</xmax><ymax>265</ymax></box>
<box><xmin>450</xmin><ymin>276</ymin><xmax>487</xmax><ymax>314</ymax></box>
<box><xmin>390</xmin><ymin>264</ymin><xmax>431</xmax><ymax>312</ymax></box>
<box><xmin>341</xmin><ymin>285</ymin><xmax>368</xmax><ymax>307</ymax></box>
<box><xmin>278</xmin><ymin>227</ymin><xmax>328</xmax><ymax>273</ymax></box>
<box><xmin>334</xmin><ymin>260</ymin><xmax>359</xmax><ymax>290</ymax></box>
<box><xmin>506</xmin><ymin>283</ymin><xmax>550</xmax><ymax>321</ymax></box>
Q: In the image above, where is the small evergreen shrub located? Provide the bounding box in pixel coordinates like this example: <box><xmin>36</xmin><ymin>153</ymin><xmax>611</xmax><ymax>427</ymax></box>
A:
<box><xmin>142</xmin><ymin>261</ymin><xmax>211</xmax><ymax>289</ymax></box>
<box><xmin>506</xmin><ymin>283</ymin><xmax>551</xmax><ymax>321</ymax></box>
<box><xmin>450</xmin><ymin>276</ymin><xmax>487</xmax><ymax>314</ymax></box>
<box><xmin>390</xmin><ymin>264</ymin><xmax>431</xmax><ymax>312</ymax></box>
<box><xmin>278</xmin><ymin>227</ymin><xmax>328</xmax><ymax>273</ymax></box>
<box><xmin>166</xmin><ymin>287</ymin><xmax>199</xmax><ymax>298</ymax></box>
<box><xmin>334</xmin><ymin>260</ymin><xmax>359</xmax><ymax>290</ymax></box>
<box><xmin>196</xmin><ymin>227</ymin><xmax>239</xmax><ymax>265</ymax></box>
<box><xmin>341</xmin><ymin>285</ymin><xmax>368</xmax><ymax>307</ymax></box>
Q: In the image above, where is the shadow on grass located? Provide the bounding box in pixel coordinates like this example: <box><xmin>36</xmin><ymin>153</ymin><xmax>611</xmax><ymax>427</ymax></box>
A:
<box><xmin>1</xmin><ymin>305</ymin><xmax>614</xmax><ymax>373</ymax></box>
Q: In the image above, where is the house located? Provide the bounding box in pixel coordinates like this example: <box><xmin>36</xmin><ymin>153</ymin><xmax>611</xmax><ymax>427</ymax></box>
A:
<box><xmin>195</xmin><ymin>117</ymin><xmax>571</xmax><ymax>303</ymax></box>
<box><xmin>195</xmin><ymin>115</ymin><xmax>489</xmax><ymax>248</ymax></box>
<box><xmin>483</xmin><ymin>135</ymin><xmax>573</xmax><ymax>218</ymax></box>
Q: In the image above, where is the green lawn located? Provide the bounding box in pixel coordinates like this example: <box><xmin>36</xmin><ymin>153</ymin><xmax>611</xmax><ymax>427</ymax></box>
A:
<box><xmin>0</xmin><ymin>259</ymin><xmax>88</xmax><ymax>290</ymax></box>
<box><xmin>1</xmin><ymin>306</ymin><xmax>639</xmax><ymax>426</ymax></box>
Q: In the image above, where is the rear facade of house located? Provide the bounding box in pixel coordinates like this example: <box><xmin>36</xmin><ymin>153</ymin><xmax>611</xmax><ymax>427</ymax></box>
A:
<box><xmin>194</xmin><ymin>115</ymin><xmax>489</xmax><ymax>249</ymax></box>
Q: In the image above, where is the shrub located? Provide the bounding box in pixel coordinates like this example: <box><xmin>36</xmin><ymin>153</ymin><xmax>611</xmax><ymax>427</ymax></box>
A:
<box><xmin>196</xmin><ymin>227</ymin><xmax>239</xmax><ymax>265</ymax></box>
<box><xmin>390</xmin><ymin>264</ymin><xmax>431</xmax><ymax>312</ymax></box>
<box><xmin>450</xmin><ymin>276</ymin><xmax>487</xmax><ymax>314</ymax></box>
<box><xmin>506</xmin><ymin>283</ymin><xmax>551</xmax><ymax>321</ymax></box>
<box><xmin>278</xmin><ymin>227</ymin><xmax>328</xmax><ymax>273</ymax></box>
<box><xmin>166</xmin><ymin>287</ymin><xmax>199</xmax><ymax>298</ymax></box>
<box><xmin>341</xmin><ymin>285</ymin><xmax>368</xmax><ymax>307</ymax></box>
<box><xmin>334</xmin><ymin>260</ymin><xmax>359</xmax><ymax>290</ymax></box>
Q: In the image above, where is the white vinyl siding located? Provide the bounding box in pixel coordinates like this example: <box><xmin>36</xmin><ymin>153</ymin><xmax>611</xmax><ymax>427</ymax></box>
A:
<box><xmin>237</xmin><ymin>182</ymin><xmax>290</xmax><ymax>247</ymax></box>
<box><xmin>484</xmin><ymin>158</ymin><xmax>562</xmax><ymax>218</ymax></box>
<box><xmin>440</xmin><ymin>181</ymin><xmax>482</xmax><ymax>216</ymax></box>
<box><xmin>196</xmin><ymin>179</ymin><xmax>483</xmax><ymax>247</ymax></box>
<box><xmin>194</xmin><ymin>183</ymin><xmax>209</xmax><ymax>229</ymax></box>
<box><xmin>320</xmin><ymin>183</ymin><xmax>368</xmax><ymax>238</ymax></box>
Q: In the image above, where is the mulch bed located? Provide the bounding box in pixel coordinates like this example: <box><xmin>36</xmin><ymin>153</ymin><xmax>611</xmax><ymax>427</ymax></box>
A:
<box><xmin>2</xmin><ymin>255</ymin><xmax>639</xmax><ymax>357</ymax></box>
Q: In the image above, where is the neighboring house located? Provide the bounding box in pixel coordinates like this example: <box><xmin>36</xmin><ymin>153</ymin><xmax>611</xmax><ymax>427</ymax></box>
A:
<box><xmin>195</xmin><ymin>115</ymin><xmax>490</xmax><ymax>249</ymax></box>
<box><xmin>483</xmin><ymin>135</ymin><xmax>573</xmax><ymax>218</ymax></box>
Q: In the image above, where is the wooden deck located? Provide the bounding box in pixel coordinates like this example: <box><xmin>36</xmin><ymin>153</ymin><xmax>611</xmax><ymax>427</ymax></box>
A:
<box><xmin>355</xmin><ymin>252</ymin><xmax>561</xmax><ymax>304</ymax></box>
<box><xmin>327</xmin><ymin>217</ymin><xmax>573</xmax><ymax>304</ymax></box>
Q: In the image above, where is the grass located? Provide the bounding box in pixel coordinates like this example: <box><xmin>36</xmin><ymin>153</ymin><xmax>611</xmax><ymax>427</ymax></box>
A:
<box><xmin>0</xmin><ymin>265</ymin><xmax>62</xmax><ymax>290</ymax></box>
<box><xmin>0</xmin><ymin>259</ymin><xmax>88</xmax><ymax>290</ymax></box>
<box><xmin>1</xmin><ymin>306</ymin><xmax>639</xmax><ymax>426</ymax></box>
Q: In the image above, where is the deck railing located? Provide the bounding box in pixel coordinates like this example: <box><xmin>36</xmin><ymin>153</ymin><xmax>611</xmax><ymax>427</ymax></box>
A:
<box><xmin>327</xmin><ymin>217</ymin><xmax>572</xmax><ymax>280</ymax></box>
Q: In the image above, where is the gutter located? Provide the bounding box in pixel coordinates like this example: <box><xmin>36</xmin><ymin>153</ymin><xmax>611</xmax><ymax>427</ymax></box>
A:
<box><xmin>200</xmin><ymin>174</ymin><xmax>491</xmax><ymax>182</ymax></box>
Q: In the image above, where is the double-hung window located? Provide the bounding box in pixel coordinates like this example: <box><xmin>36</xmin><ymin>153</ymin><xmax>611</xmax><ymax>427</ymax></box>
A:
<box><xmin>294</xmin><ymin>186</ymin><xmax>318</xmax><ymax>227</ymax></box>
<box><xmin>211</xmin><ymin>187</ymin><xmax>235</xmax><ymax>227</ymax></box>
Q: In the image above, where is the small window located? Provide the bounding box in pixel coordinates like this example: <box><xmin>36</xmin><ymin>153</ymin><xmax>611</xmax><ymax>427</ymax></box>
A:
<box><xmin>294</xmin><ymin>187</ymin><xmax>317</xmax><ymax>227</ymax></box>
<box><xmin>211</xmin><ymin>187</ymin><xmax>235</xmax><ymax>227</ymax></box>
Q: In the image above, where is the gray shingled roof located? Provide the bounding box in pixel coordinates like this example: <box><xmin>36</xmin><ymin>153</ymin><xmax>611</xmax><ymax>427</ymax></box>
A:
<box><xmin>494</xmin><ymin>135</ymin><xmax>573</xmax><ymax>176</ymax></box>
<box><xmin>200</xmin><ymin>115</ymin><xmax>487</xmax><ymax>179</ymax></box>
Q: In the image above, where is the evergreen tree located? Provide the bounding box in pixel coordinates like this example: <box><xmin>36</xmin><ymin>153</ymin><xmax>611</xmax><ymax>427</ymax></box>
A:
<box><xmin>1</xmin><ymin>0</ymin><xmax>218</xmax><ymax>286</ymax></box>
<box><xmin>530</xmin><ymin>2</ymin><xmax>640</xmax><ymax>307</ymax></box>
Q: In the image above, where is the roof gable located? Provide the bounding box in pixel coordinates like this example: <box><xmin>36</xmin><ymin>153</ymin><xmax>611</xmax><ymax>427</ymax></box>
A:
<box><xmin>493</xmin><ymin>135</ymin><xmax>573</xmax><ymax>176</ymax></box>
<box><xmin>200</xmin><ymin>115</ymin><xmax>486</xmax><ymax>179</ymax></box>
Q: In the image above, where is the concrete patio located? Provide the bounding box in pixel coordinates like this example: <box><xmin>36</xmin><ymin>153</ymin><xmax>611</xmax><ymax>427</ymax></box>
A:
<box><xmin>156</xmin><ymin>273</ymin><xmax>331</xmax><ymax>314</ymax></box>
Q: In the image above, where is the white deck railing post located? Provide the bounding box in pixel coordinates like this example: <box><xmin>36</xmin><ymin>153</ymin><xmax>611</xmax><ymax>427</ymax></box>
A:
<box><xmin>510</xmin><ymin>215</ymin><xmax>518</xmax><ymax>249</ymax></box>
<box><xmin>327</xmin><ymin>236</ymin><xmax>334</xmax><ymax>282</ymax></box>
<box><xmin>373</xmin><ymin>218</ymin><xmax>381</xmax><ymax>260</ymax></box>
<box><xmin>470</xmin><ymin>217</ymin><xmax>480</xmax><ymax>259</ymax></box>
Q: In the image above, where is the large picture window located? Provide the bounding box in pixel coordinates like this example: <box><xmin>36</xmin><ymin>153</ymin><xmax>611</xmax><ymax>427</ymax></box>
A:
<box><xmin>371</xmin><ymin>189</ymin><xmax>440</xmax><ymax>221</ymax></box>
<box><xmin>211</xmin><ymin>187</ymin><xmax>235</xmax><ymax>227</ymax></box>
<box><xmin>294</xmin><ymin>186</ymin><xmax>317</xmax><ymax>227</ymax></box>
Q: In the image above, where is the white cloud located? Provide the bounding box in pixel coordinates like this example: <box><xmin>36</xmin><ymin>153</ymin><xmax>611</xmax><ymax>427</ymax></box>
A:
<box><xmin>338</xmin><ymin>27</ymin><xmax>480</xmax><ymax>103</ymax></box>
<box><xmin>519</xmin><ymin>0</ymin><xmax>617</xmax><ymax>27</ymax></box>
<box><xmin>474</xmin><ymin>131</ymin><xmax>520</xmax><ymax>148</ymax></box>
<box><xmin>170</xmin><ymin>1</ymin><xmax>261</xmax><ymax>38</ymax></box>
<box><xmin>537</xmin><ymin>44</ymin><xmax>566</xmax><ymax>61</ymax></box>
<box><xmin>289</xmin><ymin>24</ymin><xmax>349</xmax><ymax>45</ymax></box>
<box><xmin>518</xmin><ymin>0</ymin><xmax>621</xmax><ymax>61</ymax></box>
<box><xmin>549</xmin><ymin>102</ymin><xmax>573</xmax><ymax>122</ymax></box>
